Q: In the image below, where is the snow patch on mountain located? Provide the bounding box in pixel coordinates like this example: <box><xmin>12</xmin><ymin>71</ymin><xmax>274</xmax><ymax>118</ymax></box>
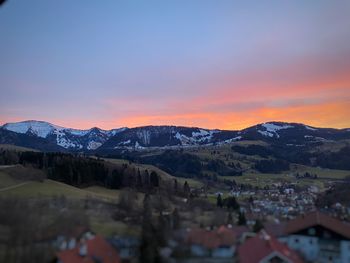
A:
<box><xmin>135</xmin><ymin>141</ymin><xmax>145</xmax><ymax>149</ymax></box>
<box><xmin>137</xmin><ymin>130</ymin><xmax>151</xmax><ymax>145</ymax></box>
<box><xmin>262</xmin><ymin>123</ymin><xmax>293</xmax><ymax>132</ymax></box>
<box><xmin>118</xmin><ymin>140</ymin><xmax>131</xmax><ymax>146</ymax></box>
<box><xmin>87</xmin><ymin>141</ymin><xmax>102</xmax><ymax>150</ymax></box>
<box><xmin>54</xmin><ymin>130</ymin><xmax>82</xmax><ymax>149</ymax></box>
<box><xmin>192</xmin><ymin>129</ymin><xmax>209</xmax><ymax>137</ymax></box>
<box><xmin>224</xmin><ymin>136</ymin><xmax>242</xmax><ymax>143</ymax></box>
<box><xmin>192</xmin><ymin>129</ymin><xmax>219</xmax><ymax>142</ymax></box>
<box><xmin>258</xmin><ymin>130</ymin><xmax>274</xmax><ymax>138</ymax></box>
<box><xmin>66</xmin><ymin>129</ymin><xmax>90</xmax><ymax>136</ymax></box>
<box><xmin>304</xmin><ymin>135</ymin><xmax>313</xmax><ymax>138</ymax></box>
<box><xmin>174</xmin><ymin>132</ymin><xmax>193</xmax><ymax>145</ymax></box>
<box><xmin>174</xmin><ymin>132</ymin><xmax>183</xmax><ymax>140</ymax></box>
<box><xmin>174</xmin><ymin>129</ymin><xmax>219</xmax><ymax>145</ymax></box>
<box><xmin>108</xmin><ymin>128</ymin><xmax>128</xmax><ymax>136</ymax></box>
<box><xmin>304</xmin><ymin>125</ymin><xmax>317</xmax><ymax>131</ymax></box>
<box><xmin>258</xmin><ymin>123</ymin><xmax>293</xmax><ymax>138</ymax></box>
<box><xmin>3</xmin><ymin>120</ymin><xmax>63</xmax><ymax>138</ymax></box>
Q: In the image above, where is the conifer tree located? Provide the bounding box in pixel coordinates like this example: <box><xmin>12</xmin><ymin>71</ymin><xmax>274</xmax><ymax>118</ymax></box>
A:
<box><xmin>217</xmin><ymin>194</ymin><xmax>223</xmax><ymax>208</ymax></box>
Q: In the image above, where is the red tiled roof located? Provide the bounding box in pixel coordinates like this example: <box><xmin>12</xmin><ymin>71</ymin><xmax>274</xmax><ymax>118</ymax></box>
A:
<box><xmin>186</xmin><ymin>225</ymin><xmax>248</xmax><ymax>249</ymax></box>
<box><xmin>285</xmin><ymin>211</ymin><xmax>350</xmax><ymax>239</ymax></box>
<box><xmin>57</xmin><ymin>235</ymin><xmax>120</xmax><ymax>263</ymax></box>
<box><xmin>238</xmin><ymin>231</ymin><xmax>304</xmax><ymax>263</ymax></box>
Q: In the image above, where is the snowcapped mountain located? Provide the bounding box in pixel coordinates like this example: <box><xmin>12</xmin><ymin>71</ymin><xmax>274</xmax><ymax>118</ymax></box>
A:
<box><xmin>0</xmin><ymin>120</ymin><xmax>349</xmax><ymax>152</ymax></box>
<box><xmin>3</xmin><ymin>120</ymin><xmax>64</xmax><ymax>138</ymax></box>
<box><xmin>100</xmin><ymin>125</ymin><xmax>238</xmax><ymax>150</ymax></box>
<box><xmin>239</xmin><ymin>121</ymin><xmax>350</xmax><ymax>145</ymax></box>
<box><xmin>1</xmin><ymin>120</ymin><xmax>125</xmax><ymax>151</ymax></box>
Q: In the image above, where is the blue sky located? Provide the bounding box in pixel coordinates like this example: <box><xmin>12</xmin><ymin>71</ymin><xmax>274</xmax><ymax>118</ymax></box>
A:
<box><xmin>1</xmin><ymin>1</ymin><xmax>350</xmax><ymax>129</ymax></box>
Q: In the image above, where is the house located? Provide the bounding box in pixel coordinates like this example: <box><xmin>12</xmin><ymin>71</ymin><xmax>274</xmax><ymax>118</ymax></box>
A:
<box><xmin>186</xmin><ymin>225</ymin><xmax>248</xmax><ymax>260</ymax></box>
<box><xmin>56</xmin><ymin>235</ymin><xmax>120</xmax><ymax>263</ymax></box>
<box><xmin>238</xmin><ymin>230</ymin><xmax>303</xmax><ymax>263</ymax></box>
<box><xmin>279</xmin><ymin>211</ymin><xmax>350</xmax><ymax>263</ymax></box>
<box><xmin>108</xmin><ymin>235</ymin><xmax>140</xmax><ymax>260</ymax></box>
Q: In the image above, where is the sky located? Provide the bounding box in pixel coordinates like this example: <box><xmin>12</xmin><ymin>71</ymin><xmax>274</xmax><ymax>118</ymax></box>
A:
<box><xmin>0</xmin><ymin>1</ymin><xmax>350</xmax><ymax>130</ymax></box>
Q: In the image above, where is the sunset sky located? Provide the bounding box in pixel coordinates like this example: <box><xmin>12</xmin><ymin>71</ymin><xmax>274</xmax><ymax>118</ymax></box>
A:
<box><xmin>1</xmin><ymin>1</ymin><xmax>349</xmax><ymax>130</ymax></box>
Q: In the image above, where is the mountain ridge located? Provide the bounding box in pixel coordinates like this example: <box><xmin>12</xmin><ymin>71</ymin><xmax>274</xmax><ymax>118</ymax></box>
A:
<box><xmin>0</xmin><ymin>120</ymin><xmax>349</xmax><ymax>152</ymax></box>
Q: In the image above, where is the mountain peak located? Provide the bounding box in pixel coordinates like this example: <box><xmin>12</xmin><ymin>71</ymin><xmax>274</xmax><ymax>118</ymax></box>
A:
<box><xmin>2</xmin><ymin>120</ymin><xmax>63</xmax><ymax>138</ymax></box>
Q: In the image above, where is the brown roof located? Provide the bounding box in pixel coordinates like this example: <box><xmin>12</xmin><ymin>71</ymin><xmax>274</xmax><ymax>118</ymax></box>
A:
<box><xmin>238</xmin><ymin>231</ymin><xmax>304</xmax><ymax>263</ymax></box>
<box><xmin>57</xmin><ymin>235</ymin><xmax>120</xmax><ymax>263</ymax></box>
<box><xmin>264</xmin><ymin>222</ymin><xmax>287</xmax><ymax>237</ymax></box>
<box><xmin>285</xmin><ymin>211</ymin><xmax>350</xmax><ymax>239</ymax></box>
<box><xmin>186</xmin><ymin>225</ymin><xmax>248</xmax><ymax>249</ymax></box>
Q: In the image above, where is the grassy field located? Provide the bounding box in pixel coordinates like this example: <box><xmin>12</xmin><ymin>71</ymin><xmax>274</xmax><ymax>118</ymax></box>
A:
<box><xmin>103</xmin><ymin>150</ymin><xmax>350</xmax><ymax>193</ymax></box>
<box><xmin>0</xmin><ymin>176</ymin><xmax>120</xmax><ymax>202</ymax></box>
<box><xmin>220</xmin><ymin>163</ymin><xmax>350</xmax><ymax>190</ymax></box>
<box><xmin>310</xmin><ymin>139</ymin><xmax>350</xmax><ymax>153</ymax></box>
<box><xmin>175</xmin><ymin>177</ymin><xmax>204</xmax><ymax>188</ymax></box>
<box><xmin>0</xmin><ymin>170</ymin><xmax>22</xmax><ymax>188</ymax></box>
<box><xmin>0</xmin><ymin>179</ymin><xmax>87</xmax><ymax>198</ymax></box>
<box><xmin>221</xmin><ymin>172</ymin><xmax>294</xmax><ymax>186</ymax></box>
<box><xmin>290</xmin><ymin>164</ymin><xmax>350</xmax><ymax>179</ymax></box>
<box><xmin>90</xmin><ymin>218</ymin><xmax>140</xmax><ymax>237</ymax></box>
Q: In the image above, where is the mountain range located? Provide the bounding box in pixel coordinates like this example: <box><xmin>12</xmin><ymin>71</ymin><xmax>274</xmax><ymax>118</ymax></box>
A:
<box><xmin>0</xmin><ymin>120</ymin><xmax>349</xmax><ymax>152</ymax></box>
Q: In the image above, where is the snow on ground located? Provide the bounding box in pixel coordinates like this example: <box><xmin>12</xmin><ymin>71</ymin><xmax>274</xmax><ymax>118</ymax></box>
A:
<box><xmin>117</xmin><ymin>140</ymin><xmax>131</xmax><ymax>146</ymax></box>
<box><xmin>108</xmin><ymin>128</ymin><xmax>128</xmax><ymax>136</ymax></box>
<box><xmin>304</xmin><ymin>135</ymin><xmax>313</xmax><ymax>138</ymax></box>
<box><xmin>3</xmin><ymin>120</ymin><xmax>64</xmax><ymax>138</ymax></box>
<box><xmin>261</xmin><ymin>123</ymin><xmax>293</xmax><ymax>132</ymax></box>
<box><xmin>175</xmin><ymin>132</ymin><xmax>193</xmax><ymax>145</ymax></box>
<box><xmin>192</xmin><ymin>129</ymin><xmax>210</xmax><ymax>137</ymax></box>
<box><xmin>258</xmin><ymin>123</ymin><xmax>294</xmax><ymax>138</ymax></box>
<box><xmin>53</xmin><ymin>130</ymin><xmax>83</xmax><ymax>149</ymax></box>
<box><xmin>174</xmin><ymin>130</ymin><xmax>218</xmax><ymax>145</ymax></box>
<box><xmin>87</xmin><ymin>141</ymin><xmax>102</xmax><ymax>150</ymax></box>
<box><xmin>66</xmin><ymin>128</ymin><xmax>90</xmax><ymax>136</ymax></box>
<box><xmin>135</xmin><ymin>141</ymin><xmax>145</xmax><ymax>149</ymax></box>
<box><xmin>258</xmin><ymin>130</ymin><xmax>274</xmax><ymax>138</ymax></box>
<box><xmin>137</xmin><ymin>130</ymin><xmax>151</xmax><ymax>145</ymax></box>
<box><xmin>304</xmin><ymin>125</ymin><xmax>317</xmax><ymax>131</ymax></box>
<box><xmin>224</xmin><ymin>136</ymin><xmax>242</xmax><ymax>143</ymax></box>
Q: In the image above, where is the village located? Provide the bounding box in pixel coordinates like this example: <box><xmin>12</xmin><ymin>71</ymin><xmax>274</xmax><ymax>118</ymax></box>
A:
<box><xmin>52</xmin><ymin>178</ymin><xmax>350</xmax><ymax>263</ymax></box>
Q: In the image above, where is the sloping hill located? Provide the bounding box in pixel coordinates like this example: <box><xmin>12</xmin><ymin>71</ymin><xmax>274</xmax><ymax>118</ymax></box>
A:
<box><xmin>0</xmin><ymin>165</ymin><xmax>119</xmax><ymax>201</ymax></box>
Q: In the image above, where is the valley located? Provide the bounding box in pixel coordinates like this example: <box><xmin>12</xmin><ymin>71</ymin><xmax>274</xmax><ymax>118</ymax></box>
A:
<box><xmin>0</xmin><ymin>121</ymin><xmax>350</xmax><ymax>263</ymax></box>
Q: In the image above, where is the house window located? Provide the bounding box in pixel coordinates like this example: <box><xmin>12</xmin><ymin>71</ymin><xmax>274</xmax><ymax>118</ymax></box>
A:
<box><xmin>295</xmin><ymin>238</ymin><xmax>299</xmax><ymax>243</ymax></box>
<box><xmin>309</xmin><ymin>239</ymin><xmax>313</xmax><ymax>244</ymax></box>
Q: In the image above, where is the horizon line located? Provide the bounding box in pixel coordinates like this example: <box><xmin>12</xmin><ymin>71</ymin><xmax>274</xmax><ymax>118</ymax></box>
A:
<box><xmin>1</xmin><ymin>119</ymin><xmax>349</xmax><ymax>132</ymax></box>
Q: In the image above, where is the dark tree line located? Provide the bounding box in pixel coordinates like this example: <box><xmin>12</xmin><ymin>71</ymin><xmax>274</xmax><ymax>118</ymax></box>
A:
<box><xmin>142</xmin><ymin>150</ymin><xmax>202</xmax><ymax>178</ymax></box>
<box><xmin>231</xmin><ymin>145</ymin><xmax>272</xmax><ymax>158</ymax></box>
<box><xmin>142</xmin><ymin>150</ymin><xmax>242</xmax><ymax>178</ymax></box>
<box><xmin>254</xmin><ymin>159</ymin><xmax>290</xmax><ymax>173</ymax></box>
<box><xmin>0</xmin><ymin>150</ymin><xmax>161</xmax><ymax>191</ymax></box>
<box><xmin>216</xmin><ymin>194</ymin><xmax>240</xmax><ymax>210</ymax></box>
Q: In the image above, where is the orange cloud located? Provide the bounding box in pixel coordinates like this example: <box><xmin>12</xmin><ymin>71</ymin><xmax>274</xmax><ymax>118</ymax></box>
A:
<box><xmin>109</xmin><ymin>99</ymin><xmax>349</xmax><ymax>130</ymax></box>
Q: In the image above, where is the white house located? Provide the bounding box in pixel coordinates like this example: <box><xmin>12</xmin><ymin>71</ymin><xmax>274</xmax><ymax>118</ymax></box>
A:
<box><xmin>279</xmin><ymin>212</ymin><xmax>350</xmax><ymax>263</ymax></box>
